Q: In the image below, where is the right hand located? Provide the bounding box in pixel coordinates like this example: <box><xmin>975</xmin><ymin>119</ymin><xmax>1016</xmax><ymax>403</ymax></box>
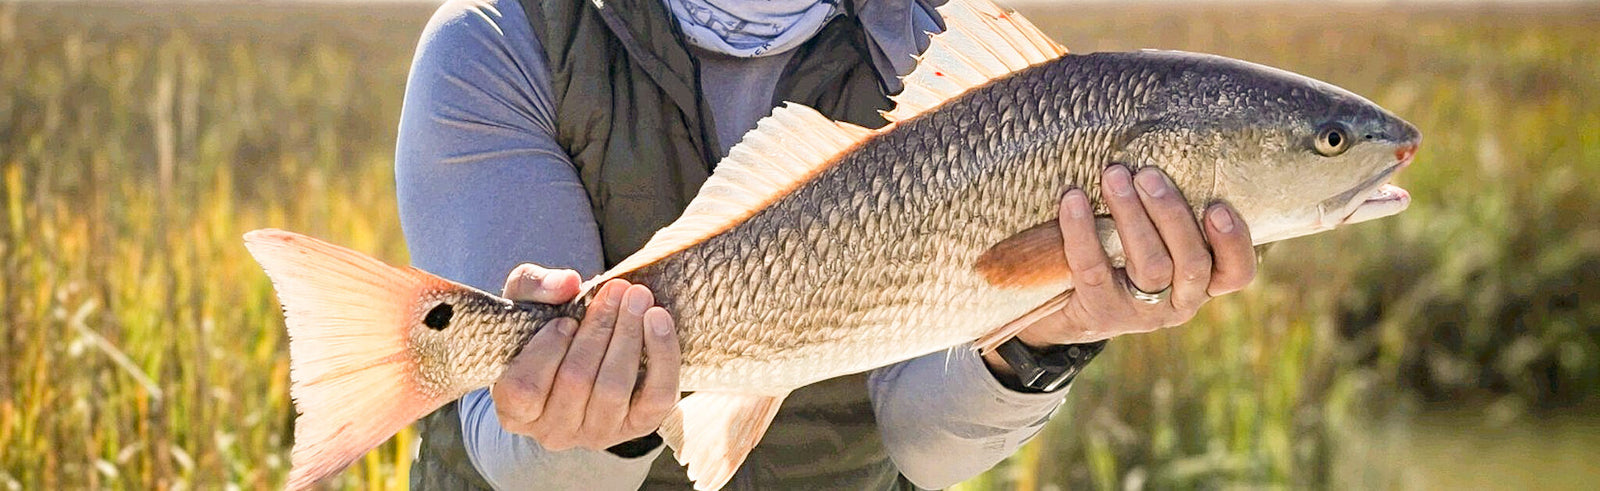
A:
<box><xmin>491</xmin><ymin>264</ymin><xmax>681</xmax><ymax>451</ymax></box>
<box><xmin>1011</xmin><ymin>165</ymin><xmax>1258</xmax><ymax>347</ymax></box>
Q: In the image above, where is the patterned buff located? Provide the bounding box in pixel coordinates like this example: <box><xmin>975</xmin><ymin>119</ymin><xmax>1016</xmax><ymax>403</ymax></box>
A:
<box><xmin>665</xmin><ymin>0</ymin><xmax>842</xmax><ymax>57</ymax></box>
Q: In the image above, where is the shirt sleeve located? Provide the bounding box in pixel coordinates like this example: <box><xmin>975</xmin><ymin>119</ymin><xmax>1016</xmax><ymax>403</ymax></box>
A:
<box><xmin>868</xmin><ymin>345</ymin><xmax>1070</xmax><ymax>489</ymax></box>
<box><xmin>394</xmin><ymin>0</ymin><xmax>661</xmax><ymax>489</ymax></box>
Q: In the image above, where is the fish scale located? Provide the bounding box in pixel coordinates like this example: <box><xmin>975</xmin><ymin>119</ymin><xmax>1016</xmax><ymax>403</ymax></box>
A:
<box><xmin>624</xmin><ymin>55</ymin><xmax>1162</xmax><ymax>393</ymax></box>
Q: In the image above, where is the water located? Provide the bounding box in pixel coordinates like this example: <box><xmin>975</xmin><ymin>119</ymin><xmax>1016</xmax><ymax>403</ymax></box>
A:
<box><xmin>1342</xmin><ymin>409</ymin><xmax>1600</xmax><ymax>490</ymax></box>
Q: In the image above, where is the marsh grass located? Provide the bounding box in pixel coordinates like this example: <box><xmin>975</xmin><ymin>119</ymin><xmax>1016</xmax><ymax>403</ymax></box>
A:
<box><xmin>2</xmin><ymin>2</ymin><xmax>1596</xmax><ymax>489</ymax></box>
<box><xmin>0</xmin><ymin>4</ymin><xmax>424</xmax><ymax>488</ymax></box>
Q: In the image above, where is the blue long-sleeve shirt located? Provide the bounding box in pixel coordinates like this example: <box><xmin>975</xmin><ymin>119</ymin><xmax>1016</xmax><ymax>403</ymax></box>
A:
<box><xmin>395</xmin><ymin>1</ymin><xmax>1071</xmax><ymax>488</ymax></box>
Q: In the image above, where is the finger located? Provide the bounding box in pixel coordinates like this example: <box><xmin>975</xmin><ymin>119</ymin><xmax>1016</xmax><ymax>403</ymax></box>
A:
<box><xmin>1203</xmin><ymin>203</ymin><xmax>1257</xmax><ymax>297</ymax></box>
<box><xmin>503</xmin><ymin>263</ymin><xmax>583</xmax><ymax>304</ymax></box>
<box><xmin>1101</xmin><ymin>164</ymin><xmax>1173</xmax><ymax>293</ymax></box>
<box><xmin>492</xmin><ymin>317</ymin><xmax>578</xmax><ymax>428</ymax></box>
<box><xmin>542</xmin><ymin>279</ymin><xmax>627</xmax><ymax>430</ymax></box>
<box><xmin>583</xmin><ymin>284</ymin><xmax>653</xmax><ymax>435</ymax></box>
<box><xmin>1057</xmin><ymin>189</ymin><xmax>1116</xmax><ymax>292</ymax></box>
<box><xmin>627</xmin><ymin>306</ymin><xmax>681</xmax><ymax>434</ymax></box>
<box><xmin>1133</xmin><ymin>168</ymin><xmax>1212</xmax><ymax>312</ymax></box>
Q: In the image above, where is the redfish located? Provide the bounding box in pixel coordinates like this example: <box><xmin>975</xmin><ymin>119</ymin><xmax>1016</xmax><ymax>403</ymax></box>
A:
<box><xmin>243</xmin><ymin>1</ymin><xmax>1419</xmax><ymax>489</ymax></box>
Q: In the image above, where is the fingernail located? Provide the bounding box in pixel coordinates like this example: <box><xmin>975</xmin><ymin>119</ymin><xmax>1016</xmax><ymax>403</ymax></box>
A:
<box><xmin>624</xmin><ymin>287</ymin><xmax>651</xmax><ymax>315</ymax></box>
<box><xmin>1065</xmin><ymin>189</ymin><xmax>1090</xmax><ymax>219</ymax></box>
<box><xmin>554</xmin><ymin>318</ymin><xmax>578</xmax><ymax>336</ymax></box>
<box><xmin>647</xmin><ymin>310</ymin><xmax>673</xmax><ymax>337</ymax></box>
<box><xmin>605</xmin><ymin>281</ymin><xmax>626</xmax><ymax>306</ymax></box>
<box><xmin>1209</xmin><ymin>206</ymin><xmax>1236</xmax><ymax>233</ymax></box>
<box><xmin>1104</xmin><ymin>165</ymin><xmax>1133</xmax><ymax>197</ymax></box>
<box><xmin>1135</xmin><ymin>169</ymin><xmax>1169</xmax><ymax>198</ymax></box>
<box><xmin>540</xmin><ymin>272</ymin><xmax>562</xmax><ymax>291</ymax></box>
<box><xmin>505</xmin><ymin>279</ymin><xmax>529</xmax><ymax>299</ymax></box>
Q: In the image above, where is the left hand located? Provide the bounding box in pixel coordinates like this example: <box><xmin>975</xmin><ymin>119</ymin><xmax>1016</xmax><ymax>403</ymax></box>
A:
<box><xmin>1012</xmin><ymin>164</ymin><xmax>1258</xmax><ymax>348</ymax></box>
<box><xmin>492</xmin><ymin>265</ymin><xmax>680</xmax><ymax>452</ymax></box>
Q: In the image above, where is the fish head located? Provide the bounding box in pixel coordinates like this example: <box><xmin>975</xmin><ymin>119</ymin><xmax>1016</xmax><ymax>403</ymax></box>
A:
<box><xmin>1120</xmin><ymin>50</ymin><xmax>1421</xmax><ymax>245</ymax></box>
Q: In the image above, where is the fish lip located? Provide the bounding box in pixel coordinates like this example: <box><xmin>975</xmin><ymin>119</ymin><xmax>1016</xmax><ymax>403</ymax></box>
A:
<box><xmin>1327</xmin><ymin>146</ymin><xmax>1418</xmax><ymax>225</ymax></box>
<box><xmin>1341</xmin><ymin>183</ymin><xmax>1410</xmax><ymax>225</ymax></box>
<box><xmin>1318</xmin><ymin>159</ymin><xmax>1403</xmax><ymax>212</ymax></box>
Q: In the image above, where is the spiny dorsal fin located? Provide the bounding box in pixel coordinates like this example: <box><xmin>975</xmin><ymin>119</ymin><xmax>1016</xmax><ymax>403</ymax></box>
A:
<box><xmin>597</xmin><ymin>104</ymin><xmax>874</xmax><ymax>282</ymax></box>
<box><xmin>883</xmin><ymin>0</ymin><xmax>1068</xmax><ymax>123</ymax></box>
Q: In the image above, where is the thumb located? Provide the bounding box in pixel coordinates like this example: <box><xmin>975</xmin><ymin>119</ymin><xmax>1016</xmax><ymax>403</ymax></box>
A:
<box><xmin>503</xmin><ymin>263</ymin><xmax>583</xmax><ymax>304</ymax></box>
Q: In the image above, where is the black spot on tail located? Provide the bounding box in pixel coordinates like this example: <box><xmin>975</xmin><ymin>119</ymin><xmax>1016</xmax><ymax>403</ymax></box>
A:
<box><xmin>424</xmin><ymin>303</ymin><xmax>453</xmax><ymax>330</ymax></box>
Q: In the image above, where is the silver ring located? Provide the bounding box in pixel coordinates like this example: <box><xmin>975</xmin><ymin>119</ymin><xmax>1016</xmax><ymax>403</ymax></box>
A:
<box><xmin>1127</xmin><ymin>282</ymin><xmax>1171</xmax><ymax>305</ymax></box>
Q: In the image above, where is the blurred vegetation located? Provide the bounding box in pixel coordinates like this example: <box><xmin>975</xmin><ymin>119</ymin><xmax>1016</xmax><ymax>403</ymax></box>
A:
<box><xmin>1</xmin><ymin>1</ymin><xmax>1596</xmax><ymax>490</ymax></box>
<box><xmin>0</xmin><ymin>3</ymin><xmax>424</xmax><ymax>489</ymax></box>
<box><xmin>1009</xmin><ymin>4</ymin><xmax>1600</xmax><ymax>489</ymax></box>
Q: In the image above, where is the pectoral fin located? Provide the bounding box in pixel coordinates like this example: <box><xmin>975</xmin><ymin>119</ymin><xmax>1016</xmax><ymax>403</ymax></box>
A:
<box><xmin>973</xmin><ymin>220</ymin><xmax>1072</xmax><ymax>289</ymax></box>
<box><xmin>660</xmin><ymin>391</ymin><xmax>789</xmax><ymax>491</ymax></box>
<box><xmin>975</xmin><ymin>214</ymin><xmax>1125</xmax><ymax>289</ymax></box>
<box><xmin>974</xmin><ymin>215</ymin><xmax>1128</xmax><ymax>351</ymax></box>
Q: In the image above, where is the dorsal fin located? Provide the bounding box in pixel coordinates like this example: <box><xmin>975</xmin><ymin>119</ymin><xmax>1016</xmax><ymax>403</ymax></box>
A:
<box><xmin>882</xmin><ymin>0</ymin><xmax>1068</xmax><ymax>123</ymax></box>
<box><xmin>597</xmin><ymin>103</ymin><xmax>875</xmax><ymax>282</ymax></box>
<box><xmin>595</xmin><ymin>0</ymin><xmax>1065</xmax><ymax>284</ymax></box>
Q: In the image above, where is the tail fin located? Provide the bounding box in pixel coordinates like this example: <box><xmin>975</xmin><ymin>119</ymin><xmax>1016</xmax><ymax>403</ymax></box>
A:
<box><xmin>243</xmin><ymin>229</ymin><xmax>457</xmax><ymax>489</ymax></box>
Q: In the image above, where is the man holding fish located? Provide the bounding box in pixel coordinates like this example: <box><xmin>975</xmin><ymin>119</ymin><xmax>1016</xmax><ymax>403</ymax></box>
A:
<box><xmin>392</xmin><ymin>0</ymin><xmax>1258</xmax><ymax>489</ymax></box>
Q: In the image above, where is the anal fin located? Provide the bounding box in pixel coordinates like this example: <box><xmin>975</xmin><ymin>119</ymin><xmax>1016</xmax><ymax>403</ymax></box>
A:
<box><xmin>660</xmin><ymin>391</ymin><xmax>789</xmax><ymax>491</ymax></box>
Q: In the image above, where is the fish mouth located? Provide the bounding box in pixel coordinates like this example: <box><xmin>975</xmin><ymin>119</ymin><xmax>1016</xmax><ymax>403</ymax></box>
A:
<box><xmin>1341</xmin><ymin>183</ymin><xmax>1410</xmax><ymax>225</ymax></box>
<box><xmin>1320</xmin><ymin>144</ymin><xmax>1417</xmax><ymax>226</ymax></box>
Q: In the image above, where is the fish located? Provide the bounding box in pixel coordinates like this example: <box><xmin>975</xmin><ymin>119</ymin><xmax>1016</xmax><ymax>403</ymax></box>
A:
<box><xmin>241</xmin><ymin>0</ymin><xmax>1420</xmax><ymax>489</ymax></box>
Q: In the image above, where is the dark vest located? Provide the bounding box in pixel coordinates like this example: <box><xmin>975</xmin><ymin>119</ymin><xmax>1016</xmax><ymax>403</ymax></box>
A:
<box><xmin>412</xmin><ymin>0</ymin><xmax>921</xmax><ymax>489</ymax></box>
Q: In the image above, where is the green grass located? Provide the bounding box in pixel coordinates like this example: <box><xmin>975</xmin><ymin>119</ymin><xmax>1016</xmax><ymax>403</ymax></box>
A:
<box><xmin>2</xmin><ymin>2</ymin><xmax>1597</xmax><ymax>489</ymax></box>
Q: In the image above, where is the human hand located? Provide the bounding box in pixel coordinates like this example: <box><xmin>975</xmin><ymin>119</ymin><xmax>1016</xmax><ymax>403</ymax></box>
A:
<box><xmin>490</xmin><ymin>264</ymin><xmax>681</xmax><ymax>451</ymax></box>
<box><xmin>1014</xmin><ymin>164</ymin><xmax>1257</xmax><ymax>347</ymax></box>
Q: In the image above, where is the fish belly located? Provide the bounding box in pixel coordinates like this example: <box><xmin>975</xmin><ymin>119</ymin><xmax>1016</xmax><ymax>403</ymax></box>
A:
<box><xmin>673</xmin><ymin>273</ymin><xmax>1062</xmax><ymax>394</ymax></box>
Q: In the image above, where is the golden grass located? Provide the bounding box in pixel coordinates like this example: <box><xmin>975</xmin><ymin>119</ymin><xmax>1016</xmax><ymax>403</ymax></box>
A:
<box><xmin>1</xmin><ymin>2</ymin><xmax>1596</xmax><ymax>489</ymax></box>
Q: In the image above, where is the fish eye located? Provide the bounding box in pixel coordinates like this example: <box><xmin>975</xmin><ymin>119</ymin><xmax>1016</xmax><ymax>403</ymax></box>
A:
<box><xmin>1314</xmin><ymin>124</ymin><xmax>1351</xmax><ymax>157</ymax></box>
<box><xmin>424</xmin><ymin>302</ymin><xmax>454</xmax><ymax>330</ymax></box>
